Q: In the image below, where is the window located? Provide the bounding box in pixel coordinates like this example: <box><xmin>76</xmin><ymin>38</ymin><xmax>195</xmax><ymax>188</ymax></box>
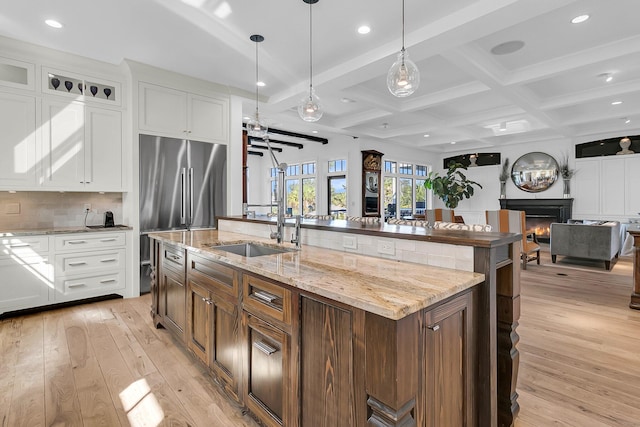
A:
<box><xmin>271</xmin><ymin>162</ymin><xmax>317</xmax><ymax>215</ymax></box>
<box><xmin>328</xmin><ymin>175</ymin><xmax>347</xmax><ymax>218</ymax></box>
<box><xmin>328</xmin><ymin>159</ymin><xmax>346</xmax><ymax>173</ymax></box>
<box><xmin>383</xmin><ymin>160</ymin><xmax>430</xmax><ymax>219</ymax></box>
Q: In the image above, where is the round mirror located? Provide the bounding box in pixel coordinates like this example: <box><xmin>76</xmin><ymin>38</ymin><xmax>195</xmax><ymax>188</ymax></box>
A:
<box><xmin>511</xmin><ymin>152</ymin><xmax>559</xmax><ymax>193</ymax></box>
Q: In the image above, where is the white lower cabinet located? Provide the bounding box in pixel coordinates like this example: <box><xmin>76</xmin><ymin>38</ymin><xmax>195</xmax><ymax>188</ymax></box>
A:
<box><xmin>0</xmin><ymin>236</ymin><xmax>53</xmax><ymax>314</ymax></box>
<box><xmin>53</xmin><ymin>232</ymin><xmax>127</xmax><ymax>302</ymax></box>
<box><xmin>0</xmin><ymin>231</ymin><xmax>129</xmax><ymax>315</ymax></box>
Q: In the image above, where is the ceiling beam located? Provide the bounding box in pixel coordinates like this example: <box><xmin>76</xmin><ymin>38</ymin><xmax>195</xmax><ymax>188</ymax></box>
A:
<box><xmin>248</xmin><ymin>136</ymin><xmax>304</xmax><ymax>149</ymax></box>
<box><xmin>248</xmin><ymin>144</ymin><xmax>283</xmax><ymax>152</ymax></box>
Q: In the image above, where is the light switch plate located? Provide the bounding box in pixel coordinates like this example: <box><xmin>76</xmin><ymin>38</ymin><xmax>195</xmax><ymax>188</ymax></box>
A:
<box><xmin>5</xmin><ymin>202</ymin><xmax>20</xmax><ymax>214</ymax></box>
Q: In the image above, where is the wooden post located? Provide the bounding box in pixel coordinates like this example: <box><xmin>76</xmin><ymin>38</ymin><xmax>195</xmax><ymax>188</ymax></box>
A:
<box><xmin>629</xmin><ymin>230</ymin><xmax>640</xmax><ymax>310</ymax></box>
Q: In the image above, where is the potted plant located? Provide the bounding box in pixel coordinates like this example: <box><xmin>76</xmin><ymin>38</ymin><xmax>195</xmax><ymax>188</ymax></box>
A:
<box><xmin>499</xmin><ymin>158</ymin><xmax>510</xmax><ymax>199</ymax></box>
<box><xmin>424</xmin><ymin>161</ymin><xmax>482</xmax><ymax>209</ymax></box>
<box><xmin>558</xmin><ymin>155</ymin><xmax>576</xmax><ymax>198</ymax></box>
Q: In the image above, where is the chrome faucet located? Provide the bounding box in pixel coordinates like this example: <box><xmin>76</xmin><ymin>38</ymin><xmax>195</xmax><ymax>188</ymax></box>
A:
<box><xmin>265</xmin><ymin>137</ymin><xmax>290</xmax><ymax>245</ymax></box>
<box><xmin>290</xmin><ymin>215</ymin><xmax>301</xmax><ymax>248</ymax></box>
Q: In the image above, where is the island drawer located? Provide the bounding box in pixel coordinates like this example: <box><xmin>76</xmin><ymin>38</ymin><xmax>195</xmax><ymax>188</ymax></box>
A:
<box><xmin>162</xmin><ymin>243</ymin><xmax>186</xmax><ymax>274</ymax></box>
<box><xmin>243</xmin><ymin>274</ymin><xmax>292</xmax><ymax>326</ymax></box>
<box><xmin>187</xmin><ymin>252</ymin><xmax>238</xmax><ymax>297</ymax></box>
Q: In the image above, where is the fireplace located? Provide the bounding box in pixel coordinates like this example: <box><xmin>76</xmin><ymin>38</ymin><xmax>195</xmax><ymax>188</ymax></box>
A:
<box><xmin>499</xmin><ymin>199</ymin><xmax>573</xmax><ymax>242</ymax></box>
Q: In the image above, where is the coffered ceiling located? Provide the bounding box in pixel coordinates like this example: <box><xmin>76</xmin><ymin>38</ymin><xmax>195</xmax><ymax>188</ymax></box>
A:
<box><xmin>1</xmin><ymin>0</ymin><xmax>639</xmax><ymax>152</ymax></box>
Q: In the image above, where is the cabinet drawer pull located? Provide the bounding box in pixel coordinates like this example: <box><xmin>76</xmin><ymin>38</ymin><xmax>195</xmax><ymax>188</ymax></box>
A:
<box><xmin>100</xmin><ymin>238</ymin><xmax>117</xmax><ymax>242</ymax></box>
<box><xmin>68</xmin><ymin>240</ymin><xmax>87</xmax><ymax>245</ymax></box>
<box><xmin>68</xmin><ymin>261</ymin><xmax>87</xmax><ymax>266</ymax></box>
<box><xmin>200</xmin><ymin>297</ymin><xmax>213</xmax><ymax>305</ymax></box>
<box><xmin>68</xmin><ymin>283</ymin><xmax>86</xmax><ymax>288</ymax></box>
<box><xmin>100</xmin><ymin>258</ymin><xmax>117</xmax><ymax>263</ymax></box>
<box><xmin>168</xmin><ymin>254</ymin><xmax>182</xmax><ymax>262</ymax></box>
<box><xmin>9</xmin><ymin>243</ymin><xmax>31</xmax><ymax>248</ymax></box>
<box><xmin>427</xmin><ymin>324</ymin><xmax>440</xmax><ymax>331</ymax></box>
<box><xmin>253</xmin><ymin>340</ymin><xmax>277</xmax><ymax>355</ymax></box>
<box><xmin>252</xmin><ymin>290</ymin><xmax>279</xmax><ymax>304</ymax></box>
<box><xmin>100</xmin><ymin>279</ymin><xmax>117</xmax><ymax>284</ymax></box>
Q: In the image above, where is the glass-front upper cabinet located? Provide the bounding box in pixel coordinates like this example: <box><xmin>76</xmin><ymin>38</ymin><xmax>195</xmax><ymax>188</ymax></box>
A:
<box><xmin>0</xmin><ymin>56</ymin><xmax>35</xmax><ymax>90</ymax></box>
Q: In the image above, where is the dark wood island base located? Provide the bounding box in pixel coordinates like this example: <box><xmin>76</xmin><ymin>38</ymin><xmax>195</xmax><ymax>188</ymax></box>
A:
<box><xmin>148</xmin><ymin>227</ymin><xmax>521</xmax><ymax>427</ymax></box>
<box><xmin>629</xmin><ymin>229</ymin><xmax>640</xmax><ymax>310</ymax></box>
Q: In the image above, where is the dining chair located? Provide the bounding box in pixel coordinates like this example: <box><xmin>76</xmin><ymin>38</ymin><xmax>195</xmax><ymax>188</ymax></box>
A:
<box><xmin>486</xmin><ymin>209</ymin><xmax>540</xmax><ymax>270</ymax></box>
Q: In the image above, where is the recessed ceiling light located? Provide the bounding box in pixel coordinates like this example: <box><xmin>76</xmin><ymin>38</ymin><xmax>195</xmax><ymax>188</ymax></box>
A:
<box><xmin>357</xmin><ymin>25</ymin><xmax>371</xmax><ymax>35</ymax></box>
<box><xmin>45</xmin><ymin>19</ymin><xmax>63</xmax><ymax>28</ymax></box>
<box><xmin>450</xmin><ymin>141</ymin><xmax>456</xmax><ymax>145</ymax></box>
<box><xmin>256</xmin><ymin>81</ymin><xmax>265</xmax><ymax>87</ymax></box>
<box><xmin>423</xmin><ymin>134</ymin><xmax>430</xmax><ymax>138</ymax></box>
<box><xmin>571</xmin><ymin>14</ymin><xmax>590</xmax><ymax>24</ymax></box>
<box><xmin>490</xmin><ymin>40</ymin><xmax>525</xmax><ymax>55</ymax></box>
<box><xmin>623</xmin><ymin>118</ymin><xmax>631</xmax><ymax>124</ymax></box>
<box><xmin>598</xmin><ymin>73</ymin><xmax>613</xmax><ymax>83</ymax></box>
<box><xmin>311</xmin><ymin>130</ymin><xmax>318</xmax><ymax>134</ymax></box>
<box><xmin>340</xmin><ymin>97</ymin><xmax>356</xmax><ymax>103</ymax></box>
<box><xmin>243</xmin><ymin>116</ymin><xmax>251</xmax><ymax>120</ymax></box>
<box><xmin>611</xmin><ymin>101</ymin><xmax>623</xmax><ymax>105</ymax></box>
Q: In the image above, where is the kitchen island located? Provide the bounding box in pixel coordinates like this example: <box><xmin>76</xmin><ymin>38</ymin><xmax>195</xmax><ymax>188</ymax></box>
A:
<box><xmin>149</xmin><ymin>224</ymin><xmax>521</xmax><ymax>427</ymax></box>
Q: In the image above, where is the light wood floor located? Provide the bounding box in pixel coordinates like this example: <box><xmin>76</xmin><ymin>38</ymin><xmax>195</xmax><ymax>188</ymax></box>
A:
<box><xmin>1</xmin><ymin>248</ymin><xmax>639</xmax><ymax>426</ymax></box>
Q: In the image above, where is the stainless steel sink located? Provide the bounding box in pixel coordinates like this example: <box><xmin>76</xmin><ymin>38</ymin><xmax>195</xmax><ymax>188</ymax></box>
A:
<box><xmin>212</xmin><ymin>242</ymin><xmax>296</xmax><ymax>257</ymax></box>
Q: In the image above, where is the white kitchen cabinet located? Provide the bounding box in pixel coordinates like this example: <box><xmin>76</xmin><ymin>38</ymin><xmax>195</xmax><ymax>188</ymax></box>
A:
<box><xmin>0</xmin><ymin>92</ymin><xmax>38</xmax><ymax>188</ymax></box>
<box><xmin>85</xmin><ymin>107</ymin><xmax>122</xmax><ymax>191</ymax></box>
<box><xmin>0</xmin><ymin>236</ymin><xmax>53</xmax><ymax>314</ymax></box>
<box><xmin>53</xmin><ymin>231</ymin><xmax>127</xmax><ymax>302</ymax></box>
<box><xmin>139</xmin><ymin>82</ymin><xmax>228</xmax><ymax>143</ymax></box>
<box><xmin>41</xmin><ymin>99</ymin><xmax>123</xmax><ymax>190</ymax></box>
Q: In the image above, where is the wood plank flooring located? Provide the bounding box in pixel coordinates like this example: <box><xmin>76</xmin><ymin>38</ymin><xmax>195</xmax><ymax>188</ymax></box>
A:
<box><xmin>1</xmin><ymin>247</ymin><xmax>639</xmax><ymax>426</ymax></box>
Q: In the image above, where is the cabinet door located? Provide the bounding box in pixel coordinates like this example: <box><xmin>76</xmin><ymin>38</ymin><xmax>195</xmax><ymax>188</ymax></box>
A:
<box><xmin>188</xmin><ymin>94</ymin><xmax>228</xmax><ymax>143</ymax></box>
<box><xmin>139</xmin><ymin>82</ymin><xmax>187</xmax><ymax>137</ymax></box>
<box><xmin>85</xmin><ymin>107</ymin><xmax>122</xmax><ymax>191</ymax></box>
<box><xmin>244</xmin><ymin>312</ymin><xmax>289</xmax><ymax>427</ymax></box>
<box><xmin>0</xmin><ymin>92</ymin><xmax>37</xmax><ymax>188</ymax></box>
<box><xmin>41</xmin><ymin>99</ymin><xmax>85</xmax><ymax>189</ymax></box>
<box><xmin>211</xmin><ymin>291</ymin><xmax>239</xmax><ymax>397</ymax></box>
<box><xmin>0</xmin><ymin>255</ymin><xmax>52</xmax><ymax>314</ymax></box>
<box><xmin>161</xmin><ymin>267</ymin><xmax>186</xmax><ymax>339</ymax></box>
<box><xmin>187</xmin><ymin>280</ymin><xmax>211</xmax><ymax>364</ymax></box>
<box><xmin>422</xmin><ymin>292</ymin><xmax>473</xmax><ymax>427</ymax></box>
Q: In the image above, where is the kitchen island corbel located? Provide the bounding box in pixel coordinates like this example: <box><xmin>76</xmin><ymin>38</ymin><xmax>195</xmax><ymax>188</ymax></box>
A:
<box><xmin>148</xmin><ymin>226</ymin><xmax>520</xmax><ymax>427</ymax></box>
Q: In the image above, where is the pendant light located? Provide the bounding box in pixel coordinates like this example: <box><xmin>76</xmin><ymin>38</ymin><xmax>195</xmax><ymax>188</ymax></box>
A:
<box><xmin>247</xmin><ymin>34</ymin><xmax>268</xmax><ymax>138</ymax></box>
<box><xmin>298</xmin><ymin>0</ymin><xmax>323</xmax><ymax>122</ymax></box>
<box><xmin>387</xmin><ymin>0</ymin><xmax>420</xmax><ymax>97</ymax></box>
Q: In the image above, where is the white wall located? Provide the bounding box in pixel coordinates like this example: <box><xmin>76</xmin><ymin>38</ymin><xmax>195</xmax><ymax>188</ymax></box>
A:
<box><xmin>246</xmin><ymin>135</ymin><xmax>440</xmax><ymax>216</ymax></box>
<box><xmin>437</xmin><ymin>138</ymin><xmax>640</xmax><ymax>225</ymax></box>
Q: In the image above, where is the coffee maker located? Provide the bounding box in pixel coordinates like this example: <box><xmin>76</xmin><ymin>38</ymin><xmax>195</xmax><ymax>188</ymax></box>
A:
<box><xmin>104</xmin><ymin>211</ymin><xmax>115</xmax><ymax>227</ymax></box>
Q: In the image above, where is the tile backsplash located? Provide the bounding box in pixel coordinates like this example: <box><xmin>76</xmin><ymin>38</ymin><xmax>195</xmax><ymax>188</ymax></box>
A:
<box><xmin>0</xmin><ymin>192</ymin><xmax>123</xmax><ymax>230</ymax></box>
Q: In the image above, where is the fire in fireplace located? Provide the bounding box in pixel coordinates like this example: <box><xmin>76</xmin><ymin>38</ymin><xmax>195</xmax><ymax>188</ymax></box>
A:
<box><xmin>526</xmin><ymin>216</ymin><xmax>554</xmax><ymax>241</ymax></box>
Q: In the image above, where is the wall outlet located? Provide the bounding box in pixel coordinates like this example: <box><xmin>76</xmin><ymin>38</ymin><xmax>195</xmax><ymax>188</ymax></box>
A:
<box><xmin>343</xmin><ymin>235</ymin><xmax>357</xmax><ymax>249</ymax></box>
<box><xmin>83</xmin><ymin>203</ymin><xmax>91</xmax><ymax>212</ymax></box>
<box><xmin>377</xmin><ymin>240</ymin><xmax>395</xmax><ymax>255</ymax></box>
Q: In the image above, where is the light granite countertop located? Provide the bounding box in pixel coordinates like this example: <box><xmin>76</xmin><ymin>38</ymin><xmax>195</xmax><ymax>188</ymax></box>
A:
<box><xmin>0</xmin><ymin>225</ymin><xmax>132</xmax><ymax>237</ymax></box>
<box><xmin>149</xmin><ymin>229</ymin><xmax>485</xmax><ymax>320</ymax></box>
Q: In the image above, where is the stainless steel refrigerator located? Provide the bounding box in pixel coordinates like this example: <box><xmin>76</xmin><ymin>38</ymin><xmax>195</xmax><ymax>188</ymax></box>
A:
<box><xmin>139</xmin><ymin>134</ymin><xmax>227</xmax><ymax>293</ymax></box>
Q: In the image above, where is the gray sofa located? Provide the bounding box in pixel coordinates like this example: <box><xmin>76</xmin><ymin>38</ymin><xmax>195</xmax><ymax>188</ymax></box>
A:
<box><xmin>550</xmin><ymin>220</ymin><xmax>621</xmax><ymax>270</ymax></box>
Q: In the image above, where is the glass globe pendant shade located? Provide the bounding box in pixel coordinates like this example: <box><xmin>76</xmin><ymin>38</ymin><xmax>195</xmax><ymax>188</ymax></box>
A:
<box><xmin>246</xmin><ymin>113</ymin><xmax>268</xmax><ymax>138</ymax></box>
<box><xmin>387</xmin><ymin>49</ymin><xmax>420</xmax><ymax>97</ymax></box>
<box><xmin>298</xmin><ymin>87</ymin><xmax>323</xmax><ymax>122</ymax></box>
